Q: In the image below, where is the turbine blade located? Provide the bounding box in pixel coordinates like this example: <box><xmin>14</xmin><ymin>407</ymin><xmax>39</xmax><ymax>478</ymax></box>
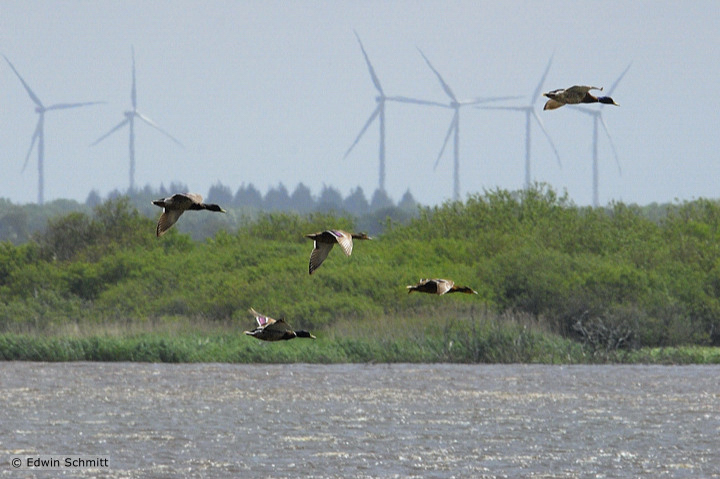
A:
<box><xmin>532</xmin><ymin>54</ymin><xmax>554</xmax><ymax>103</ymax></box>
<box><xmin>135</xmin><ymin>112</ymin><xmax>184</xmax><ymax>146</ymax></box>
<box><xmin>22</xmin><ymin>120</ymin><xmax>42</xmax><ymax>172</ymax></box>
<box><xmin>45</xmin><ymin>101</ymin><xmax>105</xmax><ymax>111</ymax></box>
<box><xmin>417</xmin><ymin>48</ymin><xmax>457</xmax><ymax>103</ymax></box>
<box><xmin>343</xmin><ymin>106</ymin><xmax>381</xmax><ymax>159</ymax></box>
<box><xmin>3</xmin><ymin>55</ymin><xmax>44</xmax><ymax>108</ymax></box>
<box><xmin>385</xmin><ymin>96</ymin><xmax>450</xmax><ymax>108</ymax></box>
<box><xmin>131</xmin><ymin>46</ymin><xmax>137</xmax><ymax>110</ymax></box>
<box><xmin>462</xmin><ymin>95</ymin><xmax>523</xmax><ymax>106</ymax></box>
<box><xmin>598</xmin><ymin>115</ymin><xmax>621</xmax><ymax>175</ymax></box>
<box><xmin>531</xmin><ymin>110</ymin><xmax>562</xmax><ymax>168</ymax></box>
<box><xmin>476</xmin><ymin>105</ymin><xmax>529</xmax><ymax>112</ymax></box>
<box><xmin>91</xmin><ymin>117</ymin><xmax>130</xmax><ymax>146</ymax></box>
<box><xmin>434</xmin><ymin>112</ymin><xmax>457</xmax><ymax>170</ymax></box>
<box><xmin>353</xmin><ymin>31</ymin><xmax>384</xmax><ymax>95</ymax></box>
<box><xmin>607</xmin><ymin>62</ymin><xmax>632</xmax><ymax>96</ymax></box>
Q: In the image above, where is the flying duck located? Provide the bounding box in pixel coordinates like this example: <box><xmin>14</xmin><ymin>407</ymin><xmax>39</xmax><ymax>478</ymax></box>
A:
<box><xmin>244</xmin><ymin>308</ymin><xmax>316</xmax><ymax>341</ymax></box>
<box><xmin>304</xmin><ymin>230</ymin><xmax>371</xmax><ymax>274</ymax></box>
<box><xmin>542</xmin><ymin>86</ymin><xmax>618</xmax><ymax>110</ymax></box>
<box><xmin>406</xmin><ymin>278</ymin><xmax>478</xmax><ymax>295</ymax></box>
<box><xmin>152</xmin><ymin>193</ymin><xmax>226</xmax><ymax>237</ymax></box>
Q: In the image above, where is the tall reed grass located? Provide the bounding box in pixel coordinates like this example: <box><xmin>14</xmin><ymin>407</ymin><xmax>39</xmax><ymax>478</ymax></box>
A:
<box><xmin>10</xmin><ymin>308</ymin><xmax>713</xmax><ymax>363</ymax></box>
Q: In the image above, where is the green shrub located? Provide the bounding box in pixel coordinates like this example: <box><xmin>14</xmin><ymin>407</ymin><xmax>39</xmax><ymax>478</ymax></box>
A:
<box><xmin>4</xmin><ymin>186</ymin><xmax>720</xmax><ymax>355</ymax></box>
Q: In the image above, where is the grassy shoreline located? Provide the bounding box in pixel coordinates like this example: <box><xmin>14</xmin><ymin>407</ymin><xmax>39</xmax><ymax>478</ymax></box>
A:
<box><xmin>2</xmin><ymin>314</ymin><xmax>719</xmax><ymax>364</ymax></box>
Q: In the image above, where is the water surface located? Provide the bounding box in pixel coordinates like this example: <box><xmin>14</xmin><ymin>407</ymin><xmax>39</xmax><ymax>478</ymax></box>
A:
<box><xmin>2</xmin><ymin>363</ymin><xmax>719</xmax><ymax>478</ymax></box>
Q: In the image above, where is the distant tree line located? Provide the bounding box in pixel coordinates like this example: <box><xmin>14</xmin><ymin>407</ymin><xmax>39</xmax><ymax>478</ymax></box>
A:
<box><xmin>1</xmin><ymin>183</ymin><xmax>419</xmax><ymax>244</ymax></box>
<box><xmin>112</xmin><ymin>182</ymin><xmax>417</xmax><ymax>216</ymax></box>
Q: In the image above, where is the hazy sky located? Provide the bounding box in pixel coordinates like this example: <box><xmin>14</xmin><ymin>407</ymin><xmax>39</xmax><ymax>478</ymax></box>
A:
<box><xmin>1</xmin><ymin>1</ymin><xmax>718</xmax><ymax>207</ymax></box>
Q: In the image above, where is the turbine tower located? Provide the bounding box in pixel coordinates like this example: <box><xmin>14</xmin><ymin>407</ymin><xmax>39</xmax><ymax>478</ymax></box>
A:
<box><xmin>91</xmin><ymin>46</ymin><xmax>183</xmax><ymax>192</ymax></box>
<box><xmin>3</xmin><ymin>55</ymin><xmax>103</xmax><ymax>204</ymax></box>
<box><xmin>572</xmin><ymin>63</ymin><xmax>631</xmax><ymax>207</ymax></box>
<box><xmin>478</xmin><ymin>56</ymin><xmax>561</xmax><ymax>189</ymax></box>
<box><xmin>417</xmin><ymin>48</ymin><xmax>519</xmax><ymax>201</ymax></box>
<box><xmin>344</xmin><ymin>32</ymin><xmax>446</xmax><ymax>193</ymax></box>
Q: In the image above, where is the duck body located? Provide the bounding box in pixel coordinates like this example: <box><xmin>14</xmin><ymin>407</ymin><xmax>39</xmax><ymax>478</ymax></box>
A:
<box><xmin>244</xmin><ymin>308</ymin><xmax>316</xmax><ymax>341</ymax></box>
<box><xmin>543</xmin><ymin>85</ymin><xmax>618</xmax><ymax>110</ymax></box>
<box><xmin>407</xmin><ymin>278</ymin><xmax>478</xmax><ymax>295</ymax></box>
<box><xmin>152</xmin><ymin>193</ymin><xmax>226</xmax><ymax>237</ymax></box>
<box><xmin>305</xmin><ymin>230</ymin><xmax>371</xmax><ymax>274</ymax></box>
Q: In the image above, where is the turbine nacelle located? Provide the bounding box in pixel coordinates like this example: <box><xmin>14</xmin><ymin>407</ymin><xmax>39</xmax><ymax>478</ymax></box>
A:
<box><xmin>475</xmin><ymin>55</ymin><xmax>561</xmax><ymax>186</ymax></box>
<box><xmin>92</xmin><ymin>47</ymin><xmax>182</xmax><ymax>191</ymax></box>
<box><xmin>4</xmin><ymin>54</ymin><xmax>102</xmax><ymax>204</ymax></box>
<box><xmin>416</xmin><ymin>47</ymin><xmax>519</xmax><ymax>201</ymax></box>
<box><xmin>346</xmin><ymin>32</ymin><xmax>391</xmax><ymax>192</ymax></box>
<box><xmin>570</xmin><ymin>63</ymin><xmax>631</xmax><ymax>207</ymax></box>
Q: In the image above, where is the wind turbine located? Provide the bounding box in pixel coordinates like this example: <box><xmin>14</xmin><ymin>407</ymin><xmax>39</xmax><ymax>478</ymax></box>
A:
<box><xmin>91</xmin><ymin>46</ymin><xmax>183</xmax><ymax>192</ymax></box>
<box><xmin>417</xmin><ymin>48</ymin><xmax>520</xmax><ymax>201</ymax></box>
<box><xmin>3</xmin><ymin>55</ymin><xmax>103</xmax><ymax>204</ymax></box>
<box><xmin>344</xmin><ymin>32</ymin><xmax>447</xmax><ymax>193</ymax></box>
<box><xmin>572</xmin><ymin>63</ymin><xmax>631</xmax><ymax>207</ymax></box>
<box><xmin>477</xmin><ymin>56</ymin><xmax>561</xmax><ymax>189</ymax></box>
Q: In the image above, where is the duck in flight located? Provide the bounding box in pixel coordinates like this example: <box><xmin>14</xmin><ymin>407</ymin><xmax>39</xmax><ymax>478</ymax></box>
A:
<box><xmin>543</xmin><ymin>86</ymin><xmax>618</xmax><ymax>110</ymax></box>
<box><xmin>406</xmin><ymin>278</ymin><xmax>478</xmax><ymax>295</ymax></box>
<box><xmin>152</xmin><ymin>193</ymin><xmax>226</xmax><ymax>237</ymax></box>
<box><xmin>244</xmin><ymin>308</ymin><xmax>316</xmax><ymax>341</ymax></box>
<box><xmin>304</xmin><ymin>230</ymin><xmax>371</xmax><ymax>274</ymax></box>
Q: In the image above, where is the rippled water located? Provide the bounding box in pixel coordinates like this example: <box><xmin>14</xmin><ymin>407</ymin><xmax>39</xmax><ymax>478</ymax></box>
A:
<box><xmin>1</xmin><ymin>363</ymin><xmax>719</xmax><ymax>478</ymax></box>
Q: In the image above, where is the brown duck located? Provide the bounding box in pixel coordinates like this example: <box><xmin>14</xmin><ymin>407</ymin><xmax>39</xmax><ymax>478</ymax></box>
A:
<box><xmin>407</xmin><ymin>278</ymin><xmax>478</xmax><ymax>295</ymax></box>
<box><xmin>244</xmin><ymin>308</ymin><xmax>316</xmax><ymax>341</ymax></box>
<box><xmin>152</xmin><ymin>193</ymin><xmax>226</xmax><ymax>237</ymax></box>
<box><xmin>304</xmin><ymin>230</ymin><xmax>371</xmax><ymax>274</ymax></box>
<box><xmin>543</xmin><ymin>85</ymin><xmax>618</xmax><ymax>110</ymax></box>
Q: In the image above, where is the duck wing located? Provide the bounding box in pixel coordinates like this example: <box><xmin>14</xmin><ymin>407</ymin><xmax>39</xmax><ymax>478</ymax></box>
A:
<box><xmin>264</xmin><ymin>318</ymin><xmax>291</xmax><ymax>332</ymax></box>
<box><xmin>334</xmin><ymin>231</ymin><xmax>354</xmax><ymax>256</ymax></box>
<box><xmin>156</xmin><ymin>209</ymin><xmax>185</xmax><ymax>237</ymax></box>
<box><xmin>249</xmin><ymin>308</ymin><xmax>276</xmax><ymax>327</ymax></box>
<box><xmin>435</xmin><ymin>279</ymin><xmax>454</xmax><ymax>295</ymax></box>
<box><xmin>572</xmin><ymin>85</ymin><xmax>602</xmax><ymax>94</ymax></box>
<box><xmin>309</xmin><ymin>241</ymin><xmax>334</xmax><ymax>274</ymax></box>
<box><xmin>543</xmin><ymin>99</ymin><xmax>564</xmax><ymax>110</ymax></box>
<box><xmin>564</xmin><ymin>86</ymin><xmax>601</xmax><ymax>103</ymax></box>
<box><xmin>182</xmin><ymin>193</ymin><xmax>203</xmax><ymax>204</ymax></box>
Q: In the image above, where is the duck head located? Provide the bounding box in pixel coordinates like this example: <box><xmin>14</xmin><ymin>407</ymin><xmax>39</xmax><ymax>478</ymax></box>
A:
<box><xmin>598</xmin><ymin>96</ymin><xmax>619</xmax><ymax>106</ymax></box>
<box><xmin>294</xmin><ymin>330</ymin><xmax>316</xmax><ymax>339</ymax></box>
<box><xmin>206</xmin><ymin>204</ymin><xmax>226</xmax><ymax>213</ymax></box>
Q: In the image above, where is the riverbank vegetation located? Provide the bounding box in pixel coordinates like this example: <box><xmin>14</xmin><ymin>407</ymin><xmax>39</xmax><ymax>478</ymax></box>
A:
<box><xmin>2</xmin><ymin>184</ymin><xmax>720</xmax><ymax>363</ymax></box>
